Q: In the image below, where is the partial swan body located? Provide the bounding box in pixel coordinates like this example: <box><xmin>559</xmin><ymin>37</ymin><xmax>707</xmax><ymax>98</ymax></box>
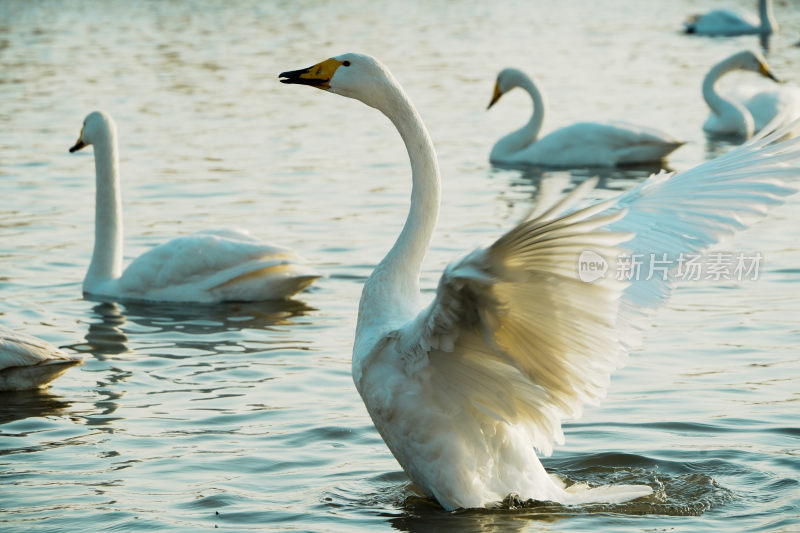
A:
<box><xmin>280</xmin><ymin>53</ymin><xmax>799</xmax><ymax>511</ymax></box>
<box><xmin>488</xmin><ymin>68</ymin><xmax>683</xmax><ymax>167</ymax></box>
<box><xmin>70</xmin><ymin>111</ymin><xmax>319</xmax><ymax>303</ymax></box>
<box><xmin>0</xmin><ymin>329</ymin><xmax>82</xmax><ymax>391</ymax></box>
<box><xmin>702</xmin><ymin>50</ymin><xmax>798</xmax><ymax>138</ymax></box>
<box><xmin>685</xmin><ymin>0</ymin><xmax>777</xmax><ymax>35</ymax></box>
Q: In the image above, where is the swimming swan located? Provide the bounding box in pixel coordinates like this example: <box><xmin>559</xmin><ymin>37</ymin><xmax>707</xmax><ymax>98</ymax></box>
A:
<box><xmin>69</xmin><ymin>111</ymin><xmax>319</xmax><ymax>303</ymax></box>
<box><xmin>702</xmin><ymin>50</ymin><xmax>798</xmax><ymax>138</ymax></box>
<box><xmin>280</xmin><ymin>53</ymin><xmax>799</xmax><ymax>511</ymax></box>
<box><xmin>685</xmin><ymin>0</ymin><xmax>777</xmax><ymax>35</ymax></box>
<box><xmin>488</xmin><ymin>68</ymin><xmax>684</xmax><ymax>167</ymax></box>
<box><xmin>0</xmin><ymin>329</ymin><xmax>82</xmax><ymax>391</ymax></box>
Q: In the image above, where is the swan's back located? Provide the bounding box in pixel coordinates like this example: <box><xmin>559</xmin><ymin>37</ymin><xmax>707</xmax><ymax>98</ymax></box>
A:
<box><xmin>728</xmin><ymin>84</ymin><xmax>800</xmax><ymax>133</ymax></box>
<box><xmin>112</xmin><ymin>229</ymin><xmax>319</xmax><ymax>303</ymax></box>
<box><xmin>513</xmin><ymin>121</ymin><xmax>683</xmax><ymax>167</ymax></box>
<box><xmin>685</xmin><ymin>9</ymin><xmax>761</xmax><ymax>35</ymax></box>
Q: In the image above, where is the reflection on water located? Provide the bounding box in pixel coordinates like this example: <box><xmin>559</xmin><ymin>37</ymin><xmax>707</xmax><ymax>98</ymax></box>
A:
<box><xmin>65</xmin><ymin>299</ymin><xmax>315</xmax><ymax>360</ymax></box>
<box><xmin>0</xmin><ymin>390</ymin><xmax>73</xmax><ymax>425</ymax></box>
<box><xmin>118</xmin><ymin>298</ymin><xmax>315</xmax><ymax>334</ymax></box>
<box><xmin>83</xmin><ymin>386</ymin><xmax>124</xmax><ymax>426</ymax></box>
<box><xmin>704</xmin><ymin>131</ymin><xmax>748</xmax><ymax>160</ymax></box>
<box><xmin>496</xmin><ymin>162</ymin><xmax>660</xmax><ymax>222</ymax></box>
<box><xmin>760</xmin><ymin>32</ymin><xmax>771</xmax><ymax>53</ymax></box>
<box><xmin>76</xmin><ymin>303</ymin><xmax>130</xmax><ymax>357</ymax></box>
<box><xmin>491</xmin><ymin>159</ymin><xmax>671</xmax><ymax>180</ymax></box>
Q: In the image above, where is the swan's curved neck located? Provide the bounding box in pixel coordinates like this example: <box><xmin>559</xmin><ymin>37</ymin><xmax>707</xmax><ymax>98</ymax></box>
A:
<box><xmin>85</xmin><ymin>128</ymin><xmax>123</xmax><ymax>292</ymax></box>
<box><xmin>759</xmin><ymin>0</ymin><xmax>777</xmax><ymax>33</ymax></box>
<box><xmin>357</xmin><ymin>79</ymin><xmax>440</xmax><ymax>329</ymax></box>
<box><xmin>702</xmin><ymin>58</ymin><xmax>754</xmax><ymax>137</ymax></box>
<box><xmin>491</xmin><ymin>72</ymin><xmax>545</xmax><ymax>161</ymax></box>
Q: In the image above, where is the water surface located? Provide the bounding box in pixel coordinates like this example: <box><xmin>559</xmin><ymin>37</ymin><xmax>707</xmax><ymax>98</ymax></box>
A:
<box><xmin>1</xmin><ymin>1</ymin><xmax>799</xmax><ymax>531</ymax></box>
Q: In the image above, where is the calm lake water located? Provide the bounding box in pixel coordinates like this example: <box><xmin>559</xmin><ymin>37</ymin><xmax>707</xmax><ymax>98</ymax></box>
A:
<box><xmin>1</xmin><ymin>1</ymin><xmax>799</xmax><ymax>531</ymax></box>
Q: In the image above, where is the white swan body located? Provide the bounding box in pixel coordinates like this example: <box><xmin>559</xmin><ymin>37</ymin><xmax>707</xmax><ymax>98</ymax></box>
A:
<box><xmin>70</xmin><ymin>111</ymin><xmax>319</xmax><ymax>303</ymax></box>
<box><xmin>488</xmin><ymin>68</ymin><xmax>684</xmax><ymax>167</ymax></box>
<box><xmin>281</xmin><ymin>53</ymin><xmax>800</xmax><ymax>511</ymax></box>
<box><xmin>727</xmin><ymin>84</ymin><xmax>800</xmax><ymax>133</ymax></box>
<box><xmin>702</xmin><ymin>51</ymin><xmax>796</xmax><ymax>138</ymax></box>
<box><xmin>685</xmin><ymin>0</ymin><xmax>777</xmax><ymax>35</ymax></box>
<box><xmin>0</xmin><ymin>329</ymin><xmax>82</xmax><ymax>391</ymax></box>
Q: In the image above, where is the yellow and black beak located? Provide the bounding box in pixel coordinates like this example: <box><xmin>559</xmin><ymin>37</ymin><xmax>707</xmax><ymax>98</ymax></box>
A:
<box><xmin>68</xmin><ymin>139</ymin><xmax>86</xmax><ymax>153</ymax></box>
<box><xmin>68</xmin><ymin>126</ymin><xmax>86</xmax><ymax>153</ymax></box>
<box><xmin>487</xmin><ymin>81</ymin><xmax>504</xmax><ymax>110</ymax></box>
<box><xmin>279</xmin><ymin>58</ymin><xmax>344</xmax><ymax>90</ymax></box>
<box><xmin>759</xmin><ymin>62</ymin><xmax>779</xmax><ymax>83</ymax></box>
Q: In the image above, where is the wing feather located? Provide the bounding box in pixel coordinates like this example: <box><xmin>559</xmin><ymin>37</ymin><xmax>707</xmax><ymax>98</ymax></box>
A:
<box><xmin>396</xmin><ymin>194</ymin><xmax>633</xmax><ymax>453</ymax></box>
<box><xmin>603</xmin><ymin>122</ymin><xmax>799</xmax><ymax>341</ymax></box>
<box><xmin>392</xmin><ymin>120</ymin><xmax>800</xmax><ymax>455</ymax></box>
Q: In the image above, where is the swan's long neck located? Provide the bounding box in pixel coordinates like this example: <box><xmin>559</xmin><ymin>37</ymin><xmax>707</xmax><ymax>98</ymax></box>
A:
<box><xmin>84</xmin><ymin>128</ymin><xmax>123</xmax><ymax>292</ymax></box>
<box><xmin>490</xmin><ymin>72</ymin><xmax>545</xmax><ymax>162</ymax></box>
<box><xmin>702</xmin><ymin>58</ymin><xmax>754</xmax><ymax>137</ymax></box>
<box><xmin>759</xmin><ymin>0</ymin><xmax>777</xmax><ymax>33</ymax></box>
<box><xmin>356</xmin><ymin>80</ymin><xmax>440</xmax><ymax>333</ymax></box>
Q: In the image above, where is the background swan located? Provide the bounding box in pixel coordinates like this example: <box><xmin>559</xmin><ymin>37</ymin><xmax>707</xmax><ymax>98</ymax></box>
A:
<box><xmin>1</xmin><ymin>329</ymin><xmax>82</xmax><ymax>391</ymax></box>
<box><xmin>281</xmin><ymin>53</ymin><xmax>799</xmax><ymax>511</ymax></box>
<box><xmin>685</xmin><ymin>0</ymin><xmax>777</xmax><ymax>35</ymax></box>
<box><xmin>488</xmin><ymin>68</ymin><xmax>684</xmax><ymax>167</ymax></box>
<box><xmin>702</xmin><ymin>50</ymin><xmax>798</xmax><ymax>138</ymax></box>
<box><xmin>69</xmin><ymin>111</ymin><xmax>320</xmax><ymax>303</ymax></box>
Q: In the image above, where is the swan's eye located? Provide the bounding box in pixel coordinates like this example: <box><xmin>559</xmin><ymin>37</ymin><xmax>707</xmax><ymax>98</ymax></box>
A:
<box><xmin>343</xmin><ymin>60</ymin><xmax>351</xmax><ymax>67</ymax></box>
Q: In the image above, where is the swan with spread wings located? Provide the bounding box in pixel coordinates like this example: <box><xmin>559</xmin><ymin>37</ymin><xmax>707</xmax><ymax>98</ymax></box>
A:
<box><xmin>280</xmin><ymin>53</ymin><xmax>799</xmax><ymax>511</ymax></box>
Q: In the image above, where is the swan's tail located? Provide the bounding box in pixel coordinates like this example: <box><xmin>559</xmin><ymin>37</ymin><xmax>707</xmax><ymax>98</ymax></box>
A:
<box><xmin>0</xmin><ymin>358</ymin><xmax>83</xmax><ymax>391</ymax></box>
<box><xmin>208</xmin><ymin>261</ymin><xmax>321</xmax><ymax>301</ymax></box>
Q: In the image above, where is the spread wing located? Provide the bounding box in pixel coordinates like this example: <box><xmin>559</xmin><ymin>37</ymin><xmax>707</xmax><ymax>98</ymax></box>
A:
<box><xmin>605</xmin><ymin>122</ymin><xmax>798</xmax><ymax>343</ymax></box>
<box><xmin>392</xmin><ymin>122</ymin><xmax>799</xmax><ymax>455</ymax></box>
